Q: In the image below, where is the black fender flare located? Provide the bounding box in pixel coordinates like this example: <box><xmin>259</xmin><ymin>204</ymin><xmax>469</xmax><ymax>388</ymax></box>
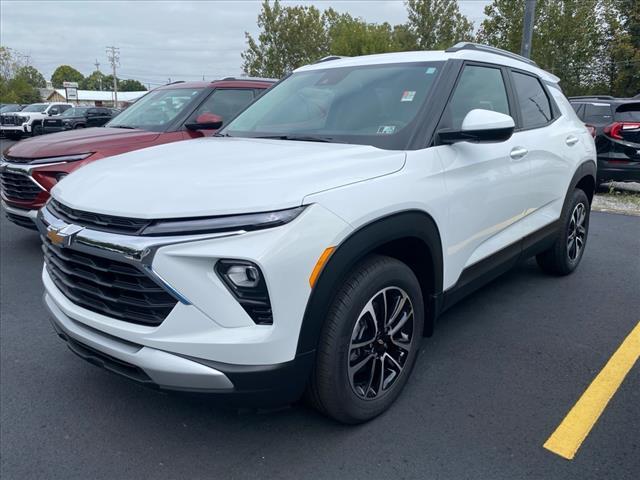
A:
<box><xmin>564</xmin><ymin>159</ymin><xmax>597</xmax><ymax>210</ymax></box>
<box><xmin>296</xmin><ymin>210</ymin><xmax>444</xmax><ymax>355</ymax></box>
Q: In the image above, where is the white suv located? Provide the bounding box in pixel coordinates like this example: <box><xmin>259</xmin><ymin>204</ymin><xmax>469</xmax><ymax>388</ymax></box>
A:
<box><xmin>0</xmin><ymin>102</ymin><xmax>73</xmax><ymax>139</ymax></box>
<box><xmin>37</xmin><ymin>44</ymin><xmax>596</xmax><ymax>423</ymax></box>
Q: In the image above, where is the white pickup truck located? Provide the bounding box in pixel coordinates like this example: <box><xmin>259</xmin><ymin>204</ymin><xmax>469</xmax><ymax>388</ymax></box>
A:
<box><xmin>0</xmin><ymin>103</ymin><xmax>73</xmax><ymax>139</ymax></box>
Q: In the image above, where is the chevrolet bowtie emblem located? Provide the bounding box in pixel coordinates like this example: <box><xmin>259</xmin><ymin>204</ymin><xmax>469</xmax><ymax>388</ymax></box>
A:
<box><xmin>46</xmin><ymin>224</ymin><xmax>84</xmax><ymax>248</ymax></box>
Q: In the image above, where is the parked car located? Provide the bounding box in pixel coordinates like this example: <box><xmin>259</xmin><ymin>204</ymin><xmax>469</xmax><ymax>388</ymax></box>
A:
<box><xmin>0</xmin><ymin>104</ymin><xmax>26</xmax><ymax>114</ymax></box>
<box><xmin>0</xmin><ymin>78</ymin><xmax>274</xmax><ymax>228</ymax></box>
<box><xmin>569</xmin><ymin>96</ymin><xmax>639</xmax><ymax>184</ymax></box>
<box><xmin>0</xmin><ymin>104</ymin><xmax>26</xmax><ymax>137</ymax></box>
<box><xmin>36</xmin><ymin>43</ymin><xmax>596</xmax><ymax>423</ymax></box>
<box><xmin>43</xmin><ymin>106</ymin><xmax>118</xmax><ymax>133</ymax></box>
<box><xmin>0</xmin><ymin>103</ymin><xmax>73</xmax><ymax>140</ymax></box>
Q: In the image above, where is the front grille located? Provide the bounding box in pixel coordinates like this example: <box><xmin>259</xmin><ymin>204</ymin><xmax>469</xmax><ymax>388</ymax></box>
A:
<box><xmin>43</xmin><ymin>239</ymin><xmax>177</xmax><ymax>326</ymax></box>
<box><xmin>1</xmin><ymin>115</ymin><xmax>17</xmax><ymax>125</ymax></box>
<box><xmin>0</xmin><ymin>170</ymin><xmax>43</xmax><ymax>201</ymax></box>
<box><xmin>5</xmin><ymin>211</ymin><xmax>37</xmax><ymax>229</ymax></box>
<box><xmin>50</xmin><ymin>200</ymin><xmax>152</xmax><ymax>235</ymax></box>
<box><xmin>2</xmin><ymin>154</ymin><xmax>35</xmax><ymax>164</ymax></box>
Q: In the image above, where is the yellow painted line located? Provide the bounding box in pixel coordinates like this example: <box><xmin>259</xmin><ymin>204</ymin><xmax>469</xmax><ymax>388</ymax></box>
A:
<box><xmin>543</xmin><ymin>321</ymin><xmax>640</xmax><ymax>460</ymax></box>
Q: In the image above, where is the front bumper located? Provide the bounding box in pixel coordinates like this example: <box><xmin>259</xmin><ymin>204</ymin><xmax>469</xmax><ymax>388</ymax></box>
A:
<box><xmin>1</xmin><ymin>200</ymin><xmax>38</xmax><ymax>228</ymax></box>
<box><xmin>0</xmin><ymin>124</ymin><xmax>29</xmax><ymax>133</ymax></box>
<box><xmin>38</xmin><ymin>201</ymin><xmax>351</xmax><ymax>400</ymax></box>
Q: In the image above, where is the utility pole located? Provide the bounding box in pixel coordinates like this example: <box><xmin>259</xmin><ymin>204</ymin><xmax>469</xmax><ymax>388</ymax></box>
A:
<box><xmin>521</xmin><ymin>0</ymin><xmax>536</xmax><ymax>58</ymax></box>
<box><xmin>106</xmin><ymin>46</ymin><xmax>120</xmax><ymax>107</ymax></box>
<box><xmin>94</xmin><ymin>59</ymin><xmax>102</xmax><ymax>91</ymax></box>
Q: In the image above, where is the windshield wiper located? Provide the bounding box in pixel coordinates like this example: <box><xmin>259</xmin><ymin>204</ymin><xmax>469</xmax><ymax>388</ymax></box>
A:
<box><xmin>110</xmin><ymin>125</ymin><xmax>137</xmax><ymax>129</ymax></box>
<box><xmin>252</xmin><ymin>134</ymin><xmax>337</xmax><ymax>143</ymax></box>
<box><xmin>213</xmin><ymin>132</ymin><xmax>232</xmax><ymax>137</ymax></box>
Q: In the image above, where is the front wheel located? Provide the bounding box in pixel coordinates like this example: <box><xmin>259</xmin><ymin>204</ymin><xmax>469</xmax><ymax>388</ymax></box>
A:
<box><xmin>307</xmin><ymin>255</ymin><xmax>424</xmax><ymax>423</ymax></box>
<box><xmin>536</xmin><ymin>188</ymin><xmax>590</xmax><ymax>275</ymax></box>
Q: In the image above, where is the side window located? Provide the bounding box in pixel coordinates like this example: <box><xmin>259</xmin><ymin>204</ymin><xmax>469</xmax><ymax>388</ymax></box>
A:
<box><xmin>87</xmin><ymin>108</ymin><xmax>99</xmax><ymax>116</ymax></box>
<box><xmin>442</xmin><ymin>65</ymin><xmax>510</xmax><ymax>130</ymax></box>
<box><xmin>58</xmin><ymin>105</ymin><xmax>70</xmax><ymax>113</ymax></box>
<box><xmin>511</xmin><ymin>71</ymin><xmax>553</xmax><ymax>129</ymax></box>
<box><xmin>583</xmin><ymin>103</ymin><xmax>613</xmax><ymax>125</ymax></box>
<box><xmin>192</xmin><ymin>89</ymin><xmax>255</xmax><ymax>124</ymax></box>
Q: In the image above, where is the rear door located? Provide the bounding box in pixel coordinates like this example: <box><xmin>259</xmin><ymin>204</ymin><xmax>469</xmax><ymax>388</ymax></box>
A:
<box><xmin>508</xmin><ymin>70</ymin><xmax>575</xmax><ymax>223</ymax></box>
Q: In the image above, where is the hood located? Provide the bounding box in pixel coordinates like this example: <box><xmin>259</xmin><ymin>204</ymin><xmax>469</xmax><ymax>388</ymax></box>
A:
<box><xmin>53</xmin><ymin>137</ymin><xmax>406</xmax><ymax>219</ymax></box>
<box><xmin>5</xmin><ymin>127</ymin><xmax>160</xmax><ymax>158</ymax></box>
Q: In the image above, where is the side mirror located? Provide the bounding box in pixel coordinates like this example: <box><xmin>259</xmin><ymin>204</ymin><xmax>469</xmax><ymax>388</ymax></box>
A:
<box><xmin>185</xmin><ymin>113</ymin><xmax>223</xmax><ymax>131</ymax></box>
<box><xmin>439</xmin><ymin>109</ymin><xmax>515</xmax><ymax>144</ymax></box>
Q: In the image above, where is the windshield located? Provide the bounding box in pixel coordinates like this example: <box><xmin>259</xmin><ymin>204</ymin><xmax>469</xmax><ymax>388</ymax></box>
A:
<box><xmin>106</xmin><ymin>88</ymin><xmax>204</xmax><ymax>131</ymax></box>
<box><xmin>0</xmin><ymin>105</ymin><xmax>21</xmax><ymax>113</ymax></box>
<box><xmin>222</xmin><ymin>62</ymin><xmax>443</xmax><ymax>149</ymax></box>
<box><xmin>22</xmin><ymin>104</ymin><xmax>48</xmax><ymax>112</ymax></box>
<box><xmin>62</xmin><ymin>107</ymin><xmax>90</xmax><ymax>117</ymax></box>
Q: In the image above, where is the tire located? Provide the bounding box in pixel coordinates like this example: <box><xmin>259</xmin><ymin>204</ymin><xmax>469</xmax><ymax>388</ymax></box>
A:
<box><xmin>32</xmin><ymin>123</ymin><xmax>43</xmax><ymax>136</ymax></box>
<box><xmin>74</xmin><ymin>124</ymin><xmax>85</xmax><ymax>129</ymax></box>
<box><xmin>307</xmin><ymin>255</ymin><xmax>424</xmax><ymax>424</ymax></box>
<box><xmin>536</xmin><ymin>188</ymin><xmax>590</xmax><ymax>275</ymax></box>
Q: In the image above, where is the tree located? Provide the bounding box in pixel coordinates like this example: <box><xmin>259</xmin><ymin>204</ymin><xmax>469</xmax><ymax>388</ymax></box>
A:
<box><xmin>118</xmin><ymin>79</ymin><xmax>147</xmax><ymax>91</ymax></box>
<box><xmin>602</xmin><ymin>0</ymin><xmax>640</xmax><ymax>96</ymax></box>
<box><xmin>406</xmin><ymin>0</ymin><xmax>475</xmax><ymax>50</ymax></box>
<box><xmin>242</xmin><ymin>0</ymin><xmax>329</xmax><ymax>77</ymax></box>
<box><xmin>81</xmin><ymin>70</ymin><xmax>106</xmax><ymax>90</ymax></box>
<box><xmin>0</xmin><ymin>47</ymin><xmax>41</xmax><ymax>103</ymax></box>
<box><xmin>50</xmin><ymin>65</ymin><xmax>84</xmax><ymax>88</ymax></box>
<box><xmin>477</xmin><ymin>0</ymin><xmax>609</xmax><ymax>96</ymax></box>
<box><xmin>15</xmin><ymin>65</ymin><xmax>46</xmax><ymax>88</ymax></box>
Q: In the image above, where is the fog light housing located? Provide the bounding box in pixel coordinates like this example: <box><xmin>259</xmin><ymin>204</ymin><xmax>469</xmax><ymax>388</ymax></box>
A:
<box><xmin>216</xmin><ymin>260</ymin><xmax>272</xmax><ymax>325</ymax></box>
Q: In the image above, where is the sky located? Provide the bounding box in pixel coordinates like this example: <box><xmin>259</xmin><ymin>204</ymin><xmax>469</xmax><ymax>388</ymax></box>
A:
<box><xmin>1</xmin><ymin>0</ymin><xmax>491</xmax><ymax>88</ymax></box>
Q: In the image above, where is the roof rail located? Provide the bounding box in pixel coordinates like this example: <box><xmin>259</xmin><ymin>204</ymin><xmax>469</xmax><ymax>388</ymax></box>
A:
<box><xmin>446</xmin><ymin>42</ymin><xmax>538</xmax><ymax>67</ymax></box>
<box><xmin>314</xmin><ymin>55</ymin><xmax>347</xmax><ymax>64</ymax></box>
<box><xmin>218</xmin><ymin>76</ymin><xmax>278</xmax><ymax>83</ymax></box>
<box><xmin>567</xmin><ymin>95</ymin><xmax>616</xmax><ymax>100</ymax></box>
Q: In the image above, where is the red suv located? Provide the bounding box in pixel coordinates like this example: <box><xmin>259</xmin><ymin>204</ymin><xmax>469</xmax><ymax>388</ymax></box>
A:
<box><xmin>0</xmin><ymin>78</ymin><xmax>275</xmax><ymax>228</ymax></box>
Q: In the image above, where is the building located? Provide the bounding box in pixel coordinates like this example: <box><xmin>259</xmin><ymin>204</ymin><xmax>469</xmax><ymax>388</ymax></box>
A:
<box><xmin>45</xmin><ymin>89</ymin><xmax>147</xmax><ymax>108</ymax></box>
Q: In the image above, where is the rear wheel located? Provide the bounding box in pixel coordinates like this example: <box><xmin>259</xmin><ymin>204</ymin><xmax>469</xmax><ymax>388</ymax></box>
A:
<box><xmin>536</xmin><ymin>188</ymin><xmax>590</xmax><ymax>275</ymax></box>
<box><xmin>307</xmin><ymin>255</ymin><xmax>424</xmax><ymax>423</ymax></box>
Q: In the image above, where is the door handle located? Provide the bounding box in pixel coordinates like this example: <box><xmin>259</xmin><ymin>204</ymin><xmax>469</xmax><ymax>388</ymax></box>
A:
<box><xmin>510</xmin><ymin>147</ymin><xmax>528</xmax><ymax>160</ymax></box>
<box><xmin>566</xmin><ymin>135</ymin><xmax>579</xmax><ymax>146</ymax></box>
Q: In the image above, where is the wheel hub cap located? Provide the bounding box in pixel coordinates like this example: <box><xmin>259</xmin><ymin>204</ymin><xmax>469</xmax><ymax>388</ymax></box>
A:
<box><xmin>348</xmin><ymin>287</ymin><xmax>415</xmax><ymax>400</ymax></box>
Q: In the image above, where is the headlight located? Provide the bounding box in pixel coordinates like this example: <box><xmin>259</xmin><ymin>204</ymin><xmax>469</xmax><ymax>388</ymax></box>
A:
<box><xmin>19</xmin><ymin>116</ymin><xmax>29</xmax><ymax>123</ymax></box>
<box><xmin>141</xmin><ymin>206</ymin><xmax>306</xmax><ymax>236</ymax></box>
<box><xmin>29</xmin><ymin>153</ymin><xmax>92</xmax><ymax>165</ymax></box>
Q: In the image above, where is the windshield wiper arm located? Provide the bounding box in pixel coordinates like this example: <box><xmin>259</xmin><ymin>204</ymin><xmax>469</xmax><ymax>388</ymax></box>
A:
<box><xmin>252</xmin><ymin>134</ymin><xmax>336</xmax><ymax>143</ymax></box>
<box><xmin>110</xmin><ymin>125</ymin><xmax>137</xmax><ymax>129</ymax></box>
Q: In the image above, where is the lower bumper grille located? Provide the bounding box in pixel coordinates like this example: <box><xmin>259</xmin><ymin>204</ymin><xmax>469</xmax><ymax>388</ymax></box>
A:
<box><xmin>43</xmin><ymin>239</ymin><xmax>177</xmax><ymax>326</ymax></box>
<box><xmin>0</xmin><ymin>171</ymin><xmax>42</xmax><ymax>201</ymax></box>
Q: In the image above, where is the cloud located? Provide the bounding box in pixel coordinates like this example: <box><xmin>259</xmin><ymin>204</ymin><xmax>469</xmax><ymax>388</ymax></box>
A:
<box><xmin>1</xmin><ymin>0</ymin><xmax>489</xmax><ymax>86</ymax></box>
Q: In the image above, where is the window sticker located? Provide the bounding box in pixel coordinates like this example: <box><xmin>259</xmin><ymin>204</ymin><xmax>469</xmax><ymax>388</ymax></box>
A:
<box><xmin>425</xmin><ymin>67</ymin><xmax>437</xmax><ymax>74</ymax></box>
<box><xmin>401</xmin><ymin>91</ymin><xmax>416</xmax><ymax>102</ymax></box>
<box><xmin>377</xmin><ymin>125</ymin><xmax>396</xmax><ymax>134</ymax></box>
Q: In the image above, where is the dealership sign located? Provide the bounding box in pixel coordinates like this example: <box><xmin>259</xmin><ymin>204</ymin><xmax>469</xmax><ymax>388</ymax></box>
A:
<box><xmin>63</xmin><ymin>82</ymin><xmax>79</xmax><ymax>102</ymax></box>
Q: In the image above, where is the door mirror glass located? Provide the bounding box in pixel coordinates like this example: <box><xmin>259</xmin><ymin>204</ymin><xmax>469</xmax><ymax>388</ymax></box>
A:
<box><xmin>186</xmin><ymin>112</ymin><xmax>223</xmax><ymax>130</ymax></box>
<box><xmin>439</xmin><ymin>109</ymin><xmax>515</xmax><ymax>144</ymax></box>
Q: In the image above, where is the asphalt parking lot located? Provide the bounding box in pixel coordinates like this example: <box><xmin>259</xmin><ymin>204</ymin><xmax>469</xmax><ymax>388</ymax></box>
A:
<box><xmin>1</xmin><ymin>187</ymin><xmax>638</xmax><ymax>478</ymax></box>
